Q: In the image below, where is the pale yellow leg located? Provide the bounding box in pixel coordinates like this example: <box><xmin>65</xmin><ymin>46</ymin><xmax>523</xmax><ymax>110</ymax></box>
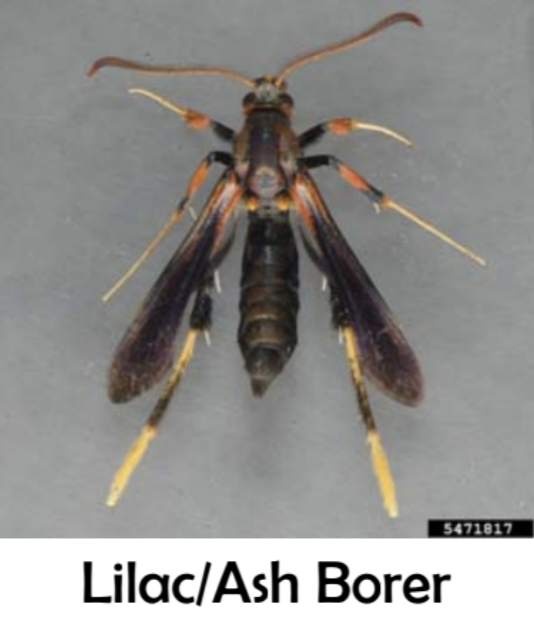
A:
<box><xmin>102</xmin><ymin>152</ymin><xmax>215</xmax><ymax>303</ymax></box>
<box><xmin>128</xmin><ymin>88</ymin><xmax>190</xmax><ymax>118</ymax></box>
<box><xmin>336</xmin><ymin>161</ymin><xmax>486</xmax><ymax>267</ymax></box>
<box><xmin>107</xmin><ymin>329</ymin><xmax>198</xmax><ymax>507</ymax></box>
<box><xmin>102</xmin><ymin>209</ymin><xmax>184</xmax><ymax>302</ymax></box>
<box><xmin>128</xmin><ymin>88</ymin><xmax>210</xmax><ymax>129</ymax></box>
<box><xmin>379</xmin><ymin>196</ymin><xmax>486</xmax><ymax>267</ymax></box>
<box><xmin>349</xmin><ymin>120</ymin><xmax>414</xmax><ymax>147</ymax></box>
<box><xmin>342</xmin><ymin>326</ymin><xmax>398</xmax><ymax>518</ymax></box>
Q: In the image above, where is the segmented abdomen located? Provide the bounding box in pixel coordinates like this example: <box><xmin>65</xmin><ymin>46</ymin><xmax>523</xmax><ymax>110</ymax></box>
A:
<box><xmin>238</xmin><ymin>211</ymin><xmax>299</xmax><ymax>396</ymax></box>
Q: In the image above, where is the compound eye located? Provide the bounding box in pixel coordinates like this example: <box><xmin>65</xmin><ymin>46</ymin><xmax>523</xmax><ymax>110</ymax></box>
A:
<box><xmin>279</xmin><ymin>93</ymin><xmax>294</xmax><ymax>108</ymax></box>
<box><xmin>242</xmin><ymin>93</ymin><xmax>256</xmax><ymax>108</ymax></box>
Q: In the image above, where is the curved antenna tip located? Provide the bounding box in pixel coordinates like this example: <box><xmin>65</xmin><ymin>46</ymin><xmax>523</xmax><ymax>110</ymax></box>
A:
<box><xmin>409</xmin><ymin>13</ymin><xmax>424</xmax><ymax>28</ymax></box>
<box><xmin>86</xmin><ymin>58</ymin><xmax>106</xmax><ymax>78</ymax></box>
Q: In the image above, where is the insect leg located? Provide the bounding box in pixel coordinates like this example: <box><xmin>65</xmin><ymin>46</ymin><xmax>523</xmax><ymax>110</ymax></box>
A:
<box><xmin>107</xmin><ymin>286</ymin><xmax>213</xmax><ymax>507</ymax></box>
<box><xmin>102</xmin><ymin>152</ymin><xmax>233</xmax><ymax>302</ymax></box>
<box><xmin>330</xmin><ymin>285</ymin><xmax>397</xmax><ymax>517</ymax></box>
<box><xmin>341</xmin><ymin>323</ymin><xmax>398</xmax><ymax>518</ymax></box>
<box><xmin>128</xmin><ymin>88</ymin><xmax>235</xmax><ymax>142</ymax></box>
<box><xmin>175</xmin><ymin>152</ymin><xmax>233</xmax><ymax>220</ymax></box>
<box><xmin>300</xmin><ymin>155</ymin><xmax>485</xmax><ymax>266</ymax></box>
<box><xmin>299</xmin><ymin>118</ymin><xmax>413</xmax><ymax>149</ymax></box>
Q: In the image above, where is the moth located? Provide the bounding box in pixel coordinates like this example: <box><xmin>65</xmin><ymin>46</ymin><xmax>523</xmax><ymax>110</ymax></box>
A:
<box><xmin>88</xmin><ymin>12</ymin><xmax>484</xmax><ymax>515</ymax></box>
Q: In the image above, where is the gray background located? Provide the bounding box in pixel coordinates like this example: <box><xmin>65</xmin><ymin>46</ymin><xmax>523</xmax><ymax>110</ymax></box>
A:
<box><xmin>1</xmin><ymin>0</ymin><xmax>533</xmax><ymax>537</ymax></box>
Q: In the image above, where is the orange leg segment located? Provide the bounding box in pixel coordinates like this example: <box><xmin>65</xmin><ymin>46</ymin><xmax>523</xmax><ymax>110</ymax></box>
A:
<box><xmin>299</xmin><ymin>118</ymin><xmax>413</xmax><ymax>149</ymax></box>
<box><xmin>300</xmin><ymin>155</ymin><xmax>485</xmax><ymax>266</ymax></box>
<box><xmin>102</xmin><ymin>152</ymin><xmax>233</xmax><ymax>302</ymax></box>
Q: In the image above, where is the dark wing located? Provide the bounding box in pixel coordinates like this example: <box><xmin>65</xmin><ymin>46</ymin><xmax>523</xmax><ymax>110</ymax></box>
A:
<box><xmin>293</xmin><ymin>173</ymin><xmax>423</xmax><ymax>406</ymax></box>
<box><xmin>108</xmin><ymin>173</ymin><xmax>241</xmax><ymax>403</ymax></box>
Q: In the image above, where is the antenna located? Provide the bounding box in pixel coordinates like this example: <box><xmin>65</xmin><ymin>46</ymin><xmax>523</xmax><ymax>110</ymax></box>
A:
<box><xmin>87</xmin><ymin>56</ymin><xmax>256</xmax><ymax>88</ymax></box>
<box><xmin>275</xmin><ymin>13</ymin><xmax>423</xmax><ymax>86</ymax></box>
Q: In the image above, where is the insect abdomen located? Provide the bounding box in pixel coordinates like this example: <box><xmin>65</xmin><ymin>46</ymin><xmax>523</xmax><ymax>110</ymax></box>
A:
<box><xmin>239</xmin><ymin>212</ymin><xmax>299</xmax><ymax>396</ymax></box>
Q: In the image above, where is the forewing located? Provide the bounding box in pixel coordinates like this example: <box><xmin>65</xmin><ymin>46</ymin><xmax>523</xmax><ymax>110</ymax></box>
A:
<box><xmin>293</xmin><ymin>173</ymin><xmax>423</xmax><ymax>406</ymax></box>
<box><xmin>109</xmin><ymin>173</ymin><xmax>241</xmax><ymax>403</ymax></box>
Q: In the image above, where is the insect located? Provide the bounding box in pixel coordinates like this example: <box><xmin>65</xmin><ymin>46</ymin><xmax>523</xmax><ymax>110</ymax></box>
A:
<box><xmin>88</xmin><ymin>12</ymin><xmax>484</xmax><ymax>515</ymax></box>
